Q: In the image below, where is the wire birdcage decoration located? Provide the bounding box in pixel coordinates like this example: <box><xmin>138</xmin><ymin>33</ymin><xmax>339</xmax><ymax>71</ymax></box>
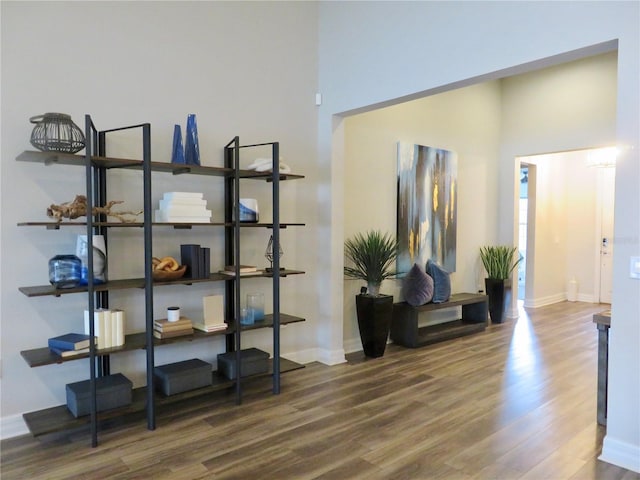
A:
<box><xmin>30</xmin><ymin>113</ymin><xmax>85</xmax><ymax>154</ymax></box>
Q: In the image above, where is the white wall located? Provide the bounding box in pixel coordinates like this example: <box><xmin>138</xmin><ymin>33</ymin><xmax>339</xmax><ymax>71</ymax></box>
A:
<box><xmin>525</xmin><ymin>154</ymin><xmax>570</xmax><ymax>306</ymax></box>
<box><xmin>1</xmin><ymin>1</ymin><xmax>319</xmax><ymax>436</ymax></box>
<box><xmin>343</xmin><ymin>81</ymin><xmax>502</xmax><ymax>349</ymax></box>
<box><xmin>318</xmin><ymin>1</ymin><xmax>639</xmax><ymax>472</ymax></box>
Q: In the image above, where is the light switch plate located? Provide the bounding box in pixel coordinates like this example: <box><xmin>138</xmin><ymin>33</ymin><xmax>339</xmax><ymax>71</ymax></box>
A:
<box><xmin>630</xmin><ymin>256</ymin><xmax>640</xmax><ymax>279</ymax></box>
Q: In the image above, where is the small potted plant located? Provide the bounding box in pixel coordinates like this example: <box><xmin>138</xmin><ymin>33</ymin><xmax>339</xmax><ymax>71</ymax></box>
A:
<box><xmin>344</xmin><ymin>230</ymin><xmax>398</xmax><ymax>357</ymax></box>
<box><xmin>479</xmin><ymin>245</ymin><xmax>521</xmax><ymax>324</ymax></box>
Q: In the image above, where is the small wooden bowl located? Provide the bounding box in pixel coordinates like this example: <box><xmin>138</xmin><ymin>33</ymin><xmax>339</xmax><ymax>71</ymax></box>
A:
<box><xmin>152</xmin><ymin>265</ymin><xmax>187</xmax><ymax>282</ymax></box>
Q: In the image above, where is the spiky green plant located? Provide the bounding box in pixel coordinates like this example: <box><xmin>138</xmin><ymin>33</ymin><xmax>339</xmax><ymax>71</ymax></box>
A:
<box><xmin>344</xmin><ymin>230</ymin><xmax>398</xmax><ymax>294</ymax></box>
<box><xmin>479</xmin><ymin>245</ymin><xmax>521</xmax><ymax>280</ymax></box>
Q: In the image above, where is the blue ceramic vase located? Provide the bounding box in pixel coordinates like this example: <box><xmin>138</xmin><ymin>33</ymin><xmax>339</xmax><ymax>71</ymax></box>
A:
<box><xmin>171</xmin><ymin>124</ymin><xmax>185</xmax><ymax>164</ymax></box>
<box><xmin>184</xmin><ymin>114</ymin><xmax>200</xmax><ymax>166</ymax></box>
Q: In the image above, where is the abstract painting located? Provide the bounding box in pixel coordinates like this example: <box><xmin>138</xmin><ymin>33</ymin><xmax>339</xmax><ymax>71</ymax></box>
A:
<box><xmin>397</xmin><ymin>142</ymin><xmax>457</xmax><ymax>275</ymax></box>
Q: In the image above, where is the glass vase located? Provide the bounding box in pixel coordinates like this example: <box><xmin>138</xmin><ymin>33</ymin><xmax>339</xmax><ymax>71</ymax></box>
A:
<box><xmin>49</xmin><ymin>254</ymin><xmax>82</xmax><ymax>289</ymax></box>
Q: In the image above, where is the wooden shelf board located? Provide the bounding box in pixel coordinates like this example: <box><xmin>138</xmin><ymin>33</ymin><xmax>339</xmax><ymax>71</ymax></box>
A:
<box><xmin>19</xmin><ymin>270</ymin><xmax>305</xmax><ymax>298</ymax></box>
<box><xmin>16</xmin><ymin>150</ymin><xmax>303</xmax><ymax>180</ymax></box>
<box><xmin>17</xmin><ymin>221</ymin><xmax>305</xmax><ymax>229</ymax></box>
<box><xmin>242</xmin><ymin>313</ymin><xmax>305</xmax><ymax>331</ymax></box>
<box><xmin>21</xmin><ymin>314</ymin><xmax>304</xmax><ymax>367</ymax></box>
<box><xmin>22</xmin><ymin>358</ymin><xmax>304</xmax><ymax>437</ymax></box>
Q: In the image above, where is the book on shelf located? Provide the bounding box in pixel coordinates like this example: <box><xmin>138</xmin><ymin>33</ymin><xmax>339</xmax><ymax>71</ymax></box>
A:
<box><xmin>203</xmin><ymin>295</ymin><xmax>224</xmax><ymax>325</ymax></box>
<box><xmin>84</xmin><ymin>308</ymin><xmax>109</xmax><ymax>349</ymax></box>
<box><xmin>153</xmin><ymin>317</ymin><xmax>193</xmax><ymax>331</ymax></box>
<box><xmin>201</xmin><ymin>248</ymin><xmax>211</xmax><ymax>278</ymax></box>
<box><xmin>153</xmin><ymin>328</ymin><xmax>194</xmax><ymax>339</ymax></box>
<box><xmin>219</xmin><ymin>269</ymin><xmax>262</xmax><ymax>276</ymax></box>
<box><xmin>181</xmin><ymin>244</ymin><xmax>201</xmax><ymax>279</ymax></box>
<box><xmin>156</xmin><ymin>206</ymin><xmax>211</xmax><ymax>217</ymax></box>
<box><xmin>192</xmin><ymin>322</ymin><xmax>228</xmax><ymax>333</ymax></box>
<box><xmin>49</xmin><ymin>346</ymin><xmax>91</xmax><ymax>358</ymax></box>
<box><xmin>47</xmin><ymin>333</ymin><xmax>93</xmax><ymax>351</ymax></box>
<box><xmin>159</xmin><ymin>198</ymin><xmax>208</xmax><ymax>209</ymax></box>
<box><xmin>84</xmin><ymin>308</ymin><xmax>126</xmax><ymax>349</ymax></box>
<box><xmin>179</xmin><ymin>244</ymin><xmax>212</xmax><ymax>279</ymax></box>
<box><xmin>224</xmin><ymin>265</ymin><xmax>258</xmax><ymax>273</ymax></box>
<box><xmin>154</xmin><ymin>211</ymin><xmax>212</xmax><ymax>223</ymax></box>
<box><xmin>111</xmin><ymin>309</ymin><xmax>125</xmax><ymax>348</ymax></box>
<box><xmin>162</xmin><ymin>191</ymin><xmax>204</xmax><ymax>200</ymax></box>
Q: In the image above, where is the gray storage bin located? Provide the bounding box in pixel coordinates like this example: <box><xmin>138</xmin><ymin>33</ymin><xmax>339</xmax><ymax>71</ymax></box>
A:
<box><xmin>154</xmin><ymin>358</ymin><xmax>212</xmax><ymax>396</ymax></box>
<box><xmin>66</xmin><ymin>373</ymin><xmax>133</xmax><ymax>418</ymax></box>
<box><xmin>217</xmin><ymin>348</ymin><xmax>269</xmax><ymax>380</ymax></box>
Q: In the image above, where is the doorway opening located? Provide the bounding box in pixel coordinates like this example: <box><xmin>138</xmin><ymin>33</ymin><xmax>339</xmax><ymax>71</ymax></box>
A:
<box><xmin>518</xmin><ymin>165</ymin><xmax>529</xmax><ymax>301</ymax></box>
<box><xmin>516</xmin><ymin>147</ymin><xmax>616</xmax><ymax>308</ymax></box>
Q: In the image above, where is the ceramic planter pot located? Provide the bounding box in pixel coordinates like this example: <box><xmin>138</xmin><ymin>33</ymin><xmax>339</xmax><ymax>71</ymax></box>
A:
<box><xmin>485</xmin><ymin>278</ymin><xmax>512</xmax><ymax>324</ymax></box>
<box><xmin>355</xmin><ymin>294</ymin><xmax>394</xmax><ymax>358</ymax></box>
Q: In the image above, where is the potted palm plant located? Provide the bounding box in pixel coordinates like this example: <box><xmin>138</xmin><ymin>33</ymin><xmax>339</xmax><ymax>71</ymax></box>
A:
<box><xmin>344</xmin><ymin>230</ymin><xmax>398</xmax><ymax>357</ymax></box>
<box><xmin>479</xmin><ymin>245</ymin><xmax>521</xmax><ymax>324</ymax></box>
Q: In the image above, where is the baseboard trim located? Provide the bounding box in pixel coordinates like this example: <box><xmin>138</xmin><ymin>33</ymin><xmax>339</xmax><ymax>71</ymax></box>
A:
<box><xmin>576</xmin><ymin>293</ymin><xmax>596</xmax><ymax>303</ymax></box>
<box><xmin>344</xmin><ymin>337</ymin><xmax>362</xmax><ymax>354</ymax></box>
<box><xmin>282</xmin><ymin>348</ymin><xmax>319</xmax><ymax>365</ymax></box>
<box><xmin>1</xmin><ymin>414</ymin><xmax>29</xmax><ymax>440</ymax></box>
<box><xmin>315</xmin><ymin>347</ymin><xmax>347</xmax><ymax>365</ymax></box>
<box><xmin>524</xmin><ymin>293</ymin><xmax>566</xmax><ymax>309</ymax></box>
<box><xmin>600</xmin><ymin>435</ymin><xmax>640</xmax><ymax>473</ymax></box>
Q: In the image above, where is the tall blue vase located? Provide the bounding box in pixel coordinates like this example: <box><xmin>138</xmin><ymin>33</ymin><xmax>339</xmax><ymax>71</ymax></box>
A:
<box><xmin>171</xmin><ymin>124</ymin><xmax>185</xmax><ymax>164</ymax></box>
<box><xmin>184</xmin><ymin>114</ymin><xmax>200</xmax><ymax>166</ymax></box>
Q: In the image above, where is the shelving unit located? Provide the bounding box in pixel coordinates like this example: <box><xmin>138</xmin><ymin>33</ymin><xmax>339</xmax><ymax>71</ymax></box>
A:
<box><xmin>16</xmin><ymin>118</ymin><xmax>305</xmax><ymax>445</ymax></box>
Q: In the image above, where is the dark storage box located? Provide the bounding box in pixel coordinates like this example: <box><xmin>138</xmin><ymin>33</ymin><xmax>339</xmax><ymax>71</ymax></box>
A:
<box><xmin>66</xmin><ymin>373</ymin><xmax>133</xmax><ymax>418</ymax></box>
<box><xmin>154</xmin><ymin>358</ymin><xmax>212</xmax><ymax>396</ymax></box>
<box><xmin>217</xmin><ymin>348</ymin><xmax>270</xmax><ymax>380</ymax></box>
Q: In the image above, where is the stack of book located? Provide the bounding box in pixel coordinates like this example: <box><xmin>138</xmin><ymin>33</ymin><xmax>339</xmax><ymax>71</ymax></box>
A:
<box><xmin>219</xmin><ymin>265</ymin><xmax>259</xmax><ymax>276</ymax></box>
<box><xmin>154</xmin><ymin>192</ymin><xmax>212</xmax><ymax>223</ymax></box>
<box><xmin>153</xmin><ymin>317</ymin><xmax>194</xmax><ymax>339</ymax></box>
<box><xmin>84</xmin><ymin>308</ymin><xmax>126</xmax><ymax>349</ymax></box>
<box><xmin>48</xmin><ymin>333</ymin><xmax>93</xmax><ymax>358</ymax></box>
<box><xmin>193</xmin><ymin>295</ymin><xmax>228</xmax><ymax>333</ymax></box>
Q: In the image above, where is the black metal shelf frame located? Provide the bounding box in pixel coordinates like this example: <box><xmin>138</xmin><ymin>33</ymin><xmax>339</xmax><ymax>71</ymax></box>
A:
<box><xmin>224</xmin><ymin>137</ymin><xmax>283</xmax><ymax>398</ymax></box>
<box><xmin>83</xmin><ymin>116</ymin><xmax>154</xmax><ymax>447</ymax></box>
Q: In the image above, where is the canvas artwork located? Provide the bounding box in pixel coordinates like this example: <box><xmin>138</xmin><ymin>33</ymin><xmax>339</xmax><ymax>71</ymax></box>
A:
<box><xmin>397</xmin><ymin>142</ymin><xmax>457</xmax><ymax>275</ymax></box>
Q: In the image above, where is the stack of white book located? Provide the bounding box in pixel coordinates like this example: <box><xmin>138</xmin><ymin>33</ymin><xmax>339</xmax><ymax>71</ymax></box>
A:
<box><xmin>193</xmin><ymin>295</ymin><xmax>228</xmax><ymax>333</ymax></box>
<box><xmin>84</xmin><ymin>308</ymin><xmax>125</xmax><ymax>349</ymax></box>
<box><xmin>154</xmin><ymin>192</ymin><xmax>212</xmax><ymax>223</ymax></box>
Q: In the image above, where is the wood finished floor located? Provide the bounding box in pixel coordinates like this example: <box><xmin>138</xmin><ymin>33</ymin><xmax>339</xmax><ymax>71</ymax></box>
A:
<box><xmin>2</xmin><ymin>301</ymin><xmax>639</xmax><ymax>479</ymax></box>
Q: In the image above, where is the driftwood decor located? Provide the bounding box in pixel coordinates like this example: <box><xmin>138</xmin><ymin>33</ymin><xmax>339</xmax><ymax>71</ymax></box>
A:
<box><xmin>47</xmin><ymin>195</ymin><xmax>142</xmax><ymax>223</ymax></box>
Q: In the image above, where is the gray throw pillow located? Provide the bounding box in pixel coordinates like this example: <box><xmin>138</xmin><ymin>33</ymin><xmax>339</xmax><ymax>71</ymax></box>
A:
<box><xmin>402</xmin><ymin>263</ymin><xmax>434</xmax><ymax>306</ymax></box>
<box><xmin>426</xmin><ymin>259</ymin><xmax>451</xmax><ymax>303</ymax></box>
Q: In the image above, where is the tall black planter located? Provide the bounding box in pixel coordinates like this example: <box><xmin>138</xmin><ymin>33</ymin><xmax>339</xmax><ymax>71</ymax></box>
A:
<box><xmin>485</xmin><ymin>278</ymin><xmax>509</xmax><ymax>324</ymax></box>
<box><xmin>356</xmin><ymin>294</ymin><xmax>394</xmax><ymax>358</ymax></box>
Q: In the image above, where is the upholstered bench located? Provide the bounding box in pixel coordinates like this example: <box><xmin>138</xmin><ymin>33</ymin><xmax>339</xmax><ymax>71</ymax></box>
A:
<box><xmin>390</xmin><ymin>293</ymin><xmax>488</xmax><ymax>348</ymax></box>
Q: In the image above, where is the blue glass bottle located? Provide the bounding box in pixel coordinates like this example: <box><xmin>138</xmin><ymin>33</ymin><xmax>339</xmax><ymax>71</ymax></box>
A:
<box><xmin>49</xmin><ymin>255</ymin><xmax>82</xmax><ymax>289</ymax></box>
